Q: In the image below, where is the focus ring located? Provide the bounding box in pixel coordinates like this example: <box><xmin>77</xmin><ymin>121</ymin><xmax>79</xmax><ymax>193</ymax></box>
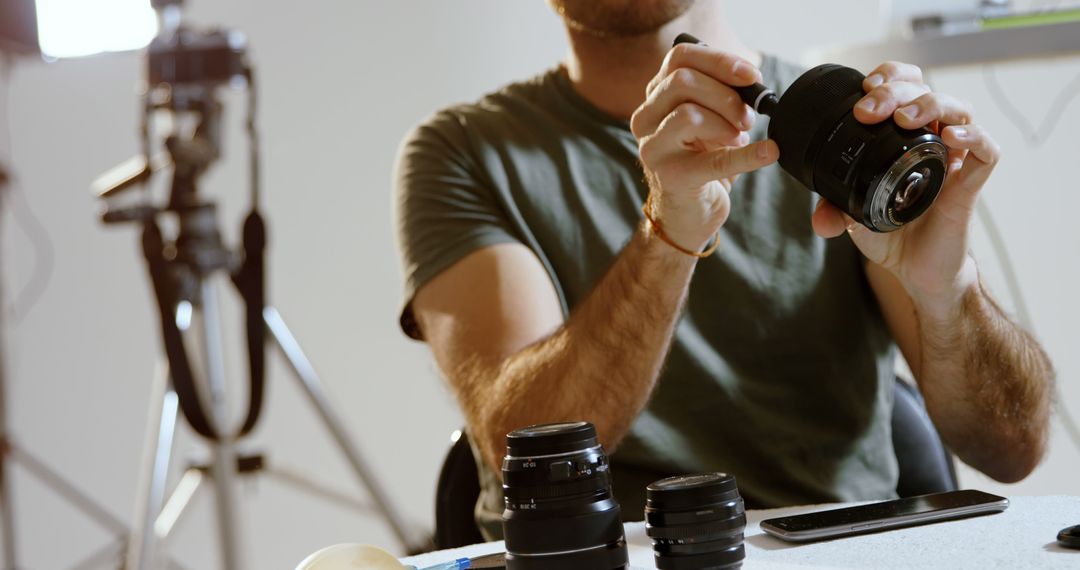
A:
<box><xmin>646</xmin><ymin>500</ymin><xmax>745</xmax><ymax>527</ymax></box>
<box><xmin>504</xmin><ymin>477</ymin><xmax>609</xmax><ymax>501</ymax></box>
<box><xmin>647</xmin><ymin>513</ymin><xmax>747</xmax><ymax>541</ymax></box>
<box><xmin>769</xmin><ymin>64</ymin><xmax>866</xmax><ymax>188</ymax></box>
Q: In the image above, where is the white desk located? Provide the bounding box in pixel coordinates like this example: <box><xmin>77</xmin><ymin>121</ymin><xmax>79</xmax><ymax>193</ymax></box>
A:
<box><xmin>402</xmin><ymin>496</ymin><xmax>1080</xmax><ymax>569</ymax></box>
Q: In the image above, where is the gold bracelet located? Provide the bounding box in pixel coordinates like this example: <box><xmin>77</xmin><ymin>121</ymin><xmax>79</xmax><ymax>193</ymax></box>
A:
<box><xmin>641</xmin><ymin>195</ymin><xmax>720</xmax><ymax>258</ymax></box>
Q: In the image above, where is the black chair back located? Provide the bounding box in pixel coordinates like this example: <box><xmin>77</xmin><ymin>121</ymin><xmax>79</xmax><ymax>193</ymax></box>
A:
<box><xmin>892</xmin><ymin>378</ymin><xmax>958</xmax><ymax>496</ymax></box>
<box><xmin>434</xmin><ymin>430</ymin><xmax>484</xmax><ymax>550</ymax></box>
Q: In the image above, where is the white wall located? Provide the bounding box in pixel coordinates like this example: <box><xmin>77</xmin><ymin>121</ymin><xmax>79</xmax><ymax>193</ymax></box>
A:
<box><xmin>1</xmin><ymin>1</ymin><xmax>1077</xmax><ymax>568</ymax></box>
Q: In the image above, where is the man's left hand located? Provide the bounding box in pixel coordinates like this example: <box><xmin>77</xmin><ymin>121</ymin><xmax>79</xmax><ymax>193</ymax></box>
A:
<box><xmin>810</xmin><ymin>61</ymin><xmax>1000</xmax><ymax>319</ymax></box>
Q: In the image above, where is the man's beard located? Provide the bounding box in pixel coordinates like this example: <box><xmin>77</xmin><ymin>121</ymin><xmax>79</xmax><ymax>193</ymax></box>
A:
<box><xmin>550</xmin><ymin>0</ymin><xmax>697</xmax><ymax>38</ymax></box>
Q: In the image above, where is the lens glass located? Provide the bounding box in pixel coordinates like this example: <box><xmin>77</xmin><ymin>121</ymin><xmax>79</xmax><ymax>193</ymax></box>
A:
<box><xmin>893</xmin><ymin>166</ymin><xmax>931</xmax><ymax>214</ymax></box>
<box><xmin>502</xmin><ymin>422</ymin><xmax>628</xmax><ymax>570</ymax></box>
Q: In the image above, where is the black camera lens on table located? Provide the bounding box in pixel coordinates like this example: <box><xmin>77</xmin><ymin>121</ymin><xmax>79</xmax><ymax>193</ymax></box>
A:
<box><xmin>673</xmin><ymin>33</ymin><xmax>948</xmax><ymax>233</ymax></box>
<box><xmin>501</xmin><ymin>421</ymin><xmax>629</xmax><ymax>570</ymax></box>
<box><xmin>646</xmin><ymin>473</ymin><xmax>747</xmax><ymax>570</ymax></box>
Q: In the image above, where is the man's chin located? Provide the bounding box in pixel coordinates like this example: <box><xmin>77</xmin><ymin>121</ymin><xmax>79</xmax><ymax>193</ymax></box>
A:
<box><xmin>552</xmin><ymin>0</ymin><xmax>696</xmax><ymax>38</ymax></box>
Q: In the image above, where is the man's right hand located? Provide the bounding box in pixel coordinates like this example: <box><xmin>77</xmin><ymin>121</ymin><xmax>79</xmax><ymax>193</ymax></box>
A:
<box><xmin>630</xmin><ymin>43</ymin><xmax>780</xmax><ymax>253</ymax></box>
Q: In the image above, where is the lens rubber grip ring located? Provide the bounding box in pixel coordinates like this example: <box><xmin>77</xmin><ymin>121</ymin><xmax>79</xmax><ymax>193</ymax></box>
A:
<box><xmin>647</xmin><ymin>513</ymin><xmax>748</xmax><ymax>541</ymax></box>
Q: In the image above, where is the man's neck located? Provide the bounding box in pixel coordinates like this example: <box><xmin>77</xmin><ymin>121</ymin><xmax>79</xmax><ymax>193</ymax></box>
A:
<box><xmin>563</xmin><ymin>4</ymin><xmax>759</xmax><ymax>121</ymax></box>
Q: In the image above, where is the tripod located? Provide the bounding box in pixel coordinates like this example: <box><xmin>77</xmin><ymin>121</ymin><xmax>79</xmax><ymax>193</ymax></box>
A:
<box><xmin>120</xmin><ymin>205</ymin><xmax>425</xmax><ymax>568</ymax></box>
<box><xmin>92</xmin><ymin>15</ymin><xmax>426</xmax><ymax>565</ymax></box>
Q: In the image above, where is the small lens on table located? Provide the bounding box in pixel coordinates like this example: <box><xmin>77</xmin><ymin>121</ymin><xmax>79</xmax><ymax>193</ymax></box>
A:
<box><xmin>646</xmin><ymin>473</ymin><xmax>747</xmax><ymax>570</ymax></box>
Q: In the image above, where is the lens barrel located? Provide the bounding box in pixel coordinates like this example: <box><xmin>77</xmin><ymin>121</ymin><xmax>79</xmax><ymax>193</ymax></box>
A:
<box><xmin>767</xmin><ymin>64</ymin><xmax>948</xmax><ymax>232</ymax></box>
<box><xmin>646</xmin><ymin>473</ymin><xmax>746</xmax><ymax>570</ymax></box>
<box><xmin>502</xmin><ymin>422</ymin><xmax>629</xmax><ymax>570</ymax></box>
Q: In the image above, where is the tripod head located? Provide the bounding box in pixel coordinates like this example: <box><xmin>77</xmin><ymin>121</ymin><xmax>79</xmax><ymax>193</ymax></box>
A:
<box><xmin>96</xmin><ymin>85</ymin><xmax>236</xmax><ymax>278</ymax></box>
<box><xmin>94</xmin><ymin>0</ymin><xmax>252</xmax><ymax>227</ymax></box>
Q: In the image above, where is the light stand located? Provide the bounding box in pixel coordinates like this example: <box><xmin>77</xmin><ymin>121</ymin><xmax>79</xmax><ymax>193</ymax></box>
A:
<box><xmin>0</xmin><ymin>160</ymin><xmax>13</xmax><ymax>570</ymax></box>
<box><xmin>0</xmin><ymin>74</ymin><xmax>187</xmax><ymax>570</ymax></box>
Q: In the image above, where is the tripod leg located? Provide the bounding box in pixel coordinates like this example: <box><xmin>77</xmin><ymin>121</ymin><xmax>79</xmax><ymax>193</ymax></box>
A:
<box><xmin>0</xmin><ymin>444</ymin><xmax>14</xmax><ymax>570</ymax></box>
<box><xmin>69</xmin><ymin>538</ymin><xmax>126</xmax><ymax>570</ymax></box>
<box><xmin>0</xmin><ymin>305</ymin><xmax>17</xmax><ymax>569</ymax></box>
<box><xmin>8</xmin><ymin>447</ymin><xmax>128</xmax><ymax>534</ymax></box>
<box><xmin>126</xmin><ymin>361</ymin><xmax>179</xmax><ymax>570</ymax></box>
<box><xmin>263</xmin><ymin>307</ymin><xmax>422</xmax><ymax>553</ymax></box>
<box><xmin>154</xmin><ymin>469</ymin><xmax>203</xmax><ymax>541</ymax></box>
<box><xmin>263</xmin><ymin>465</ymin><xmax>372</xmax><ymax>513</ymax></box>
<box><xmin>200</xmin><ymin>281</ymin><xmax>244</xmax><ymax>570</ymax></box>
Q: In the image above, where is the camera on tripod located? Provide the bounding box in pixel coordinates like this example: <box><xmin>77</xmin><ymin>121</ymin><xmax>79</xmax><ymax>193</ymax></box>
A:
<box><xmin>148</xmin><ymin>26</ymin><xmax>247</xmax><ymax>89</ymax></box>
<box><xmin>96</xmin><ymin>0</ymin><xmax>253</xmax><ymax>221</ymax></box>
<box><xmin>143</xmin><ymin>20</ymin><xmax>251</xmax><ymax>212</ymax></box>
<box><xmin>146</xmin><ymin>0</ymin><xmax>247</xmax><ymax>89</ymax></box>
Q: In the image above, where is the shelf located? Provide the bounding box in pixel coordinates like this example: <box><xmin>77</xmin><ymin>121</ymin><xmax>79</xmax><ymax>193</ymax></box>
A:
<box><xmin>812</xmin><ymin>18</ymin><xmax>1080</xmax><ymax>70</ymax></box>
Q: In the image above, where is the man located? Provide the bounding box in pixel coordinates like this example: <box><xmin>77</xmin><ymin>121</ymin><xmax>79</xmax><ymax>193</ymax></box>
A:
<box><xmin>394</xmin><ymin>0</ymin><xmax>1053</xmax><ymax>537</ymax></box>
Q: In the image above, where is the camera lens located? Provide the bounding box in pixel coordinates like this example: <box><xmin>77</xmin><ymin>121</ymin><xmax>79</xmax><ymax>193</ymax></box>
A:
<box><xmin>646</xmin><ymin>473</ymin><xmax>746</xmax><ymax>570</ymax></box>
<box><xmin>768</xmin><ymin>64</ymin><xmax>948</xmax><ymax>232</ymax></box>
<box><xmin>501</xmin><ymin>421</ymin><xmax>629</xmax><ymax>570</ymax></box>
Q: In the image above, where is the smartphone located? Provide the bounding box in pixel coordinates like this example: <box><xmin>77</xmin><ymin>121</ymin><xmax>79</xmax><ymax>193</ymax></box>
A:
<box><xmin>760</xmin><ymin>489</ymin><xmax>1009</xmax><ymax>542</ymax></box>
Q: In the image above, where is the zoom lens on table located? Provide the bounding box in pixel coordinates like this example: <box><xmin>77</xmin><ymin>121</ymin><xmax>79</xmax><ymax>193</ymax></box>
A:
<box><xmin>501</xmin><ymin>421</ymin><xmax>629</xmax><ymax>570</ymax></box>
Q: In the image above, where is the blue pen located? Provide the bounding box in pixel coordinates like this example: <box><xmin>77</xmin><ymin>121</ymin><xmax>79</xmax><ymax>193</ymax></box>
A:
<box><xmin>405</xmin><ymin>551</ymin><xmax>505</xmax><ymax>570</ymax></box>
<box><xmin>405</xmin><ymin>558</ymin><xmax>471</xmax><ymax>570</ymax></box>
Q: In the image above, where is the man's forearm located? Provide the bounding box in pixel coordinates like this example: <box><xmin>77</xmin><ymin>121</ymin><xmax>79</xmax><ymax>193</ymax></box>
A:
<box><xmin>916</xmin><ymin>278</ymin><xmax>1054</xmax><ymax>482</ymax></box>
<box><xmin>460</xmin><ymin>224</ymin><xmax>696</xmax><ymax>471</ymax></box>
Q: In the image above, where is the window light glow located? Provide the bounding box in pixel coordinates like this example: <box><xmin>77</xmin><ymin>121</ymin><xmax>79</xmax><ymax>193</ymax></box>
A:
<box><xmin>36</xmin><ymin>0</ymin><xmax>158</xmax><ymax>59</ymax></box>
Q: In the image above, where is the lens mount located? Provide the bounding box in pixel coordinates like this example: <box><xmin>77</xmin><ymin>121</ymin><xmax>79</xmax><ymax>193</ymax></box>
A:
<box><xmin>867</xmin><ymin>140</ymin><xmax>948</xmax><ymax>231</ymax></box>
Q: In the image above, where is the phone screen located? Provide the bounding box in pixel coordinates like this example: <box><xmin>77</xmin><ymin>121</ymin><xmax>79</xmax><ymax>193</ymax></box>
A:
<box><xmin>764</xmin><ymin>490</ymin><xmax>1007</xmax><ymax>533</ymax></box>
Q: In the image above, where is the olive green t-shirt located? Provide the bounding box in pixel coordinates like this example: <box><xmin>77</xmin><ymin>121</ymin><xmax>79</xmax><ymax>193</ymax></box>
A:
<box><xmin>393</xmin><ymin>55</ymin><xmax>899</xmax><ymax>538</ymax></box>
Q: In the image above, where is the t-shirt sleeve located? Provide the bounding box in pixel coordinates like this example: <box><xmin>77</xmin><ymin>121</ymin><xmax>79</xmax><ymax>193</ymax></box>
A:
<box><xmin>393</xmin><ymin>109</ymin><xmax>521</xmax><ymax>340</ymax></box>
